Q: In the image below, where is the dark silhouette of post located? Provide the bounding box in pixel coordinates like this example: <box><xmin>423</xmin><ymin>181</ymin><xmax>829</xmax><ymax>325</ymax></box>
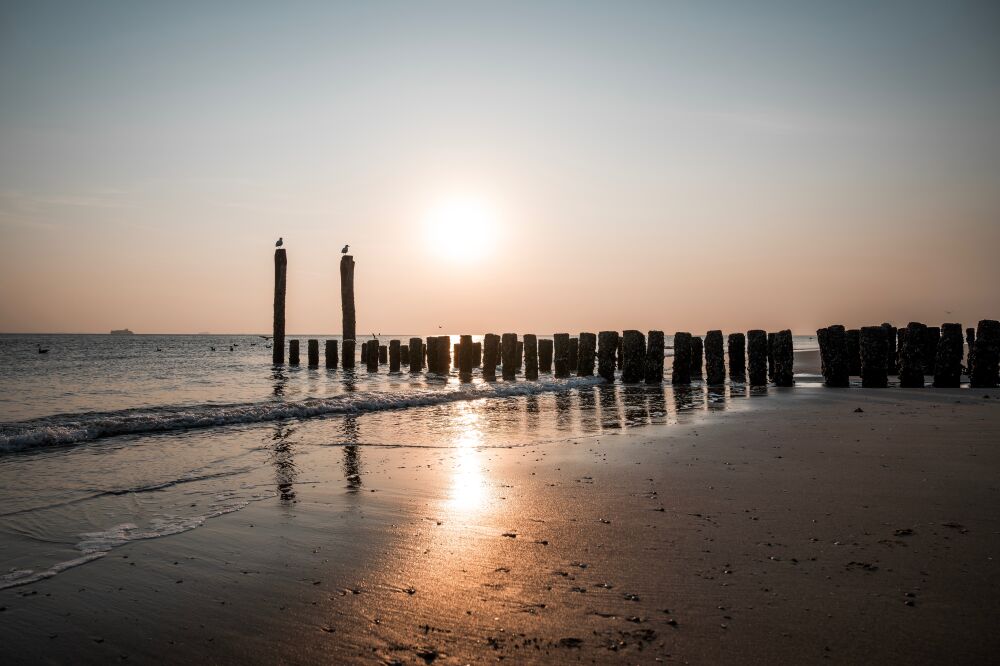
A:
<box><xmin>307</xmin><ymin>339</ymin><xmax>319</xmax><ymax>367</ymax></box>
<box><xmin>705</xmin><ymin>330</ymin><xmax>725</xmax><ymax>385</ymax></box>
<box><xmin>970</xmin><ymin>319</ymin><xmax>1000</xmax><ymax>388</ymax></box>
<box><xmin>846</xmin><ymin>329</ymin><xmax>861</xmax><ymax>376</ymax></box>
<box><xmin>598</xmin><ymin>331</ymin><xmax>618</xmax><ymax>382</ymax></box>
<box><xmin>553</xmin><ymin>333</ymin><xmax>570</xmax><ymax>378</ymax></box>
<box><xmin>272</xmin><ymin>249</ymin><xmax>287</xmax><ymax>364</ymax></box>
<box><xmin>325</xmin><ymin>340</ymin><xmax>338</xmax><ymax>368</ymax></box>
<box><xmin>772</xmin><ymin>330</ymin><xmax>794</xmax><ymax>387</ymax></box>
<box><xmin>644</xmin><ymin>330</ymin><xmax>664</xmax><ymax>384</ymax></box>
<box><xmin>671</xmin><ymin>332</ymin><xmax>692</xmax><ymax>385</ymax></box>
<box><xmin>881</xmin><ymin>323</ymin><xmax>898</xmax><ymax>375</ymax></box>
<box><xmin>367</xmin><ymin>337</ymin><xmax>379</xmax><ymax>372</ymax></box>
<box><xmin>459</xmin><ymin>335</ymin><xmax>473</xmax><ymax>376</ymax></box>
<box><xmin>289</xmin><ymin>339</ymin><xmax>300</xmax><ymax>365</ymax></box>
<box><xmin>409</xmin><ymin>337</ymin><xmax>423</xmax><ymax>372</ymax></box>
<box><xmin>727</xmin><ymin>332</ymin><xmax>746</xmax><ymax>383</ymax></box>
<box><xmin>483</xmin><ymin>334</ymin><xmax>499</xmax><ymax>380</ymax></box>
<box><xmin>567</xmin><ymin>338</ymin><xmax>579</xmax><ymax>374</ymax></box>
<box><xmin>501</xmin><ymin>333</ymin><xmax>517</xmax><ymax>380</ymax></box>
<box><xmin>340</xmin><ymin>254</ymin><xmax>356</xmax><ymax>346</ymax></box>
<box><xmin>934</xmin><ymin>323</ymin><xmax>963</xmax><ymax>387</ymax></box>
<box><xmin>436</xmin><ymin>335</ymin><xmax>451</xmax><ymax>374</ymax></box>
<box><xmin>690</xmin><ymin>336</ymin><xmax>703</xmax><ymax>379</ymax></box>
<box><xmin>378</xmin><ymin>345</ymin><xmax>387</xmax><ymax>364</ymax></box>
<box><xmin>621</xmin><ymin>330</ymin><xmax>645</xmax><ymax>383</ymax></box>
<box><xmin>860</xmin><ymin>326</ymin><xmax>887</xmax><ymax>388</ymax></box>
<box><xmin>819</xmin><ymin>325</ymin><xmax>848</xmax><ymax>387</ymax></box>
<box><xmin>389</xmin><ymin>339</ymin><xmax>401</xmax><ymax>372</ymax></box>
<box><xmin>524</xmin><ymin>334</ymin><xmax>539</xmax><ymax>380</ymax></box>
<box><xmin>473</xmin><ymin>342</ymin><xmax>482</xmax><ymax>367</ymax></box>
<box><xmin>747</xmin><ymin>330</ymin><xmax>767</xmax><ymax>386</ymax></box>
<box><xmin>516</xmin><ymin>341</ymin><xmax>524</xmax><ymax>371</ymax></box>
<box><xmin>898</xmin><ymin>322</ymin><xmax>925</xmax><ymax>388</ymax></box>
<box><xmin>766</xmin><ymin>332</ymin><xmax>775</xmax><ymax>382</ymax></box>
<box><xmin>577</xmin><ymin>332</ymin><xmax>596</xmax><ymax>376</ymax></box>
<box><xmin>425</xmin><ymin>337</ymin><xmax>437</xmax><ymax>373</ymax></box>
<box><xmin>400</xmin><ymin>344</ymin><xmax>409</xmax><ymax>366</ymax></box>
<box><xmin>342</xmin><ymin>340</ymin><xmax>355</xmax><ymax>369</ymax></box>
<box><xmin>539</xmin><ymin>339</ymin><xmax>553</xmax><ymax>373</ymax></box>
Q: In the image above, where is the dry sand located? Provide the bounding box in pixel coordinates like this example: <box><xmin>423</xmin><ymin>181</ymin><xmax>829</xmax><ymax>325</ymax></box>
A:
<box><xmin>2</xmin><ymin>386</ymin><xmax>998</xmax><ymax>664</ymax></box>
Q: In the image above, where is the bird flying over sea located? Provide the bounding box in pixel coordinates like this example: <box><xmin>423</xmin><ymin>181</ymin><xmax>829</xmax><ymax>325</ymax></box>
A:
<box><xmin>341</xmin><ymin>244</ymin><xmax>349</xmax><ymax>254</ymax></box>
<box><xmin>275</xmin><ymin>237</ymin><xmax>283</xmax><ymax>248</ymax></box>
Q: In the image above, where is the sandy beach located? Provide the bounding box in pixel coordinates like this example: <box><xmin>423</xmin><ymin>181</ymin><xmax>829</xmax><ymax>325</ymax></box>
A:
<box><xmin>2</xmin><ymin>384</ymin><xmax>997</xmax><ymax>665</ymax></box>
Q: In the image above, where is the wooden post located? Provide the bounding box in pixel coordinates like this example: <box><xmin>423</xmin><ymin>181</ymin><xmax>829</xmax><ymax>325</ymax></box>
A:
<box><xmin>325</xmin><ymin>340</ymin><xmax>338</xmax><ymax>369</ymax></box>
<box><xmin>342</xmin><ymin>340</ymin><xmax>355</xmax><ymax>369</ymax></box>
<box><xmin>553</xmin><ymin>333</ymin><xmax>570</xmax><ymax>378</ymax></box>
<box><xmin>340</xmin><ymin>255</ymin><xmax>355</xmax><ymax>344</ymax></box>
<box><xmin>379</xmin><ymin>345</ymin><xmax>387</xmax><ymax>365</ymax></box>
<box><xmin>577</xmin><ymin>332</ymin><xmax>596</xmax><ymax>376</ymax></box>
<box><xmin>289</xmin><ymin>339</ymin><xmax>300</xmax><ymax>365</ymax></box>
<box><xmin>616</xmin><ymin>337</ymin><xmax>624</xmax><ymax>369</ymax></box>
<box><xmin>772</xmin><ymin>330</ymin><xmax>794</xmax><ymax>387</ymax></box>
<box><xmin>307</xmin><ymin>339</ymin><xmax>319</xmax><ymax>367</ymax></box>
<box><xmin>690</xmin><ymin>336</ymin><xmax>703</xmax><ymax>379</ymax></box>
<box><xmin>453</xmin><ymin>343</ymin><xmax>461</xmax><ymax>366</ymax></box>
<box><xmin>860</xmin><ymin>326</ymin><xmax>888</xmax><ymax>388</ymax></box>
<box><xmin>409</xmin><ymin>337</ymin><xmax>422</xmax><ymax>372</ymax></box>
<box><xmin>272</xmin><ymin>249</ymin><xmax>287</xmax><ymax>364</ymax></box>
<box><xmin>766</xmin><ymin>332</ymin><xmax>775</xmax><ymax>382</ymax></box>
<box><xmin>922</xmin><ymin>326</ymin><xmax>940</xmax><ymax>376</ymax></box>
<box><xmin>621</xmin><ymin>330</ymin><xmax>645</xmax><ymax>383</ymax></box>
<box><xmin>644</xmin><ymin>330</ymin><xmax>664</xmax><ymax>384</ymax></box>
<box><xmin>671</xmin><ymin>332</ymin><xmax>692</xmax><ymax>385</ymax></box>
<box><xmin>970</xmin><ymin>319</ymin><xmax>999</xmax><ymax>388</ymax></box>
<box><xmin>898</xmin><ymin>322</ymin><xmax>925</xmax><ymax>388</ymax></box>
<box><xmin>933</xmin><ymin>323</ymin><xmax>963</xmax><ymax>388</ymax></box>
<box><xmin>524</xmin><ymin>334</ymin><xmax>539</xmax><ymax>380</ymax></box>
<box><xmin>881</xmin><ymin>323</ymin><xmax>898</xmax><ymax>375</ymax></box>
<box><xmin>965</xmin><ymin>327</ymin><xmax>975</xmax><ymax>376</ymax></box>
<box><xmin>567</xmin><ymin>338</ymin><xmax>579</xmax><ymax>373</ymax></box>
<box><xmin>436</xmin><ymin>335</ymin><xmax>451</xmax><ymax>374</ymax></box>
<box><xmin>360</xmin><ymin>342</ymin><xmax>366</xmax><ymax>365</ymax></box>
<box><xmin>501</xmin><ymin>333</ymin><xmax>517</xmax><ymax>380</ymax></box>
<box><xmin>389</xmin><ymin>339</ymin><xmax>401</xmax><ymax>372</ymax></box>
<box><xmin>747</xmin><ymin>330</ymin><xmax>767</xmax><ymax>386</ymax></box>
<box><xmin>597</xmin><ymin>331</ymin><xmax>618</xmax><ymax>382</ymax></box>
<box><xmin>400</xmin><ymin>344</ymin><xmax>409</xmax><ymax>366</ymax></box>
<box><xmin>367</xmin><ymin>338</ymin><xmax>379</xmax><ymax>372</ymax></box>
<box><xmin>473</xmin><ymin>342</ymin><xmax>482</xmax><ymax>367</ymax></box>
<box><xmin>459</xmin><ymin>335</ymin><xmax>473</xmax><ymax>376</ymax></box>
<box><xmin>727</xmin><ymin>332</ymin><xmax>746</xmax><ymax>382</ymax></box>
<box><xmin>539</xmin><ymin>339</ymin><xmax>553</xmax><ymax>373</ymax></box>
<box><xmin>483</xmin><ymin>334</ymin><xmax>499</xmax><ymax>380</ymax></box>
<box><xmin>516</xmin><ymin>341</ymin><xmax>524</xmax><ymax>371</ymax></box>
<box><xmin>818</xmin><ymin>325</ymin><xmax>848</xmax><ymax>387</ymax></box>
<box><xmin>425</xmin><ymin>337</ymin><xmax>437</xmax><ymax>373</ymax></box>
<box><xmin>704</xmin><ymin>330</ymin><xmax>725</xmax><ymax>385</ymax></box>
<box><xmin>846</xmin><ymin>329</ymin><xmax>861</xmax><ymax>376</ymax></box>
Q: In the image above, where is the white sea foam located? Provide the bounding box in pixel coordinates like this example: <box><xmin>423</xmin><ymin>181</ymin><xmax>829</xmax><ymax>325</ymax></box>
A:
<box><xmin>0</xmin><ymin>376</ymin><xmax>604</xmax><ymax>451</ymax></box>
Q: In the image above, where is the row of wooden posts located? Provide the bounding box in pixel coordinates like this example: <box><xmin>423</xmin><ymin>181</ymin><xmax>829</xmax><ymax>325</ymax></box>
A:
<box><xmin>817</xmin><ymin>320</ymin><xmax>1000</xmax><ymax>389</ymax></box>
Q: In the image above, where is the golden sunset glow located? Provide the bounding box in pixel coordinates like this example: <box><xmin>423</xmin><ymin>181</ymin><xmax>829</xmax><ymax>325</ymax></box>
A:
<box><xmin>422</xmin><ymin>196</ymin><xmax>498</xmax><ymax>262</ymax></box>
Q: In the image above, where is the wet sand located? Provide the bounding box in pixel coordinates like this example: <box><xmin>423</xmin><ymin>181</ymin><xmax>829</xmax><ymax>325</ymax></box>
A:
<box><xmin>2</xmin><ymin>387</ymin><xmax>999</xmax><ymax>664</ymax></box>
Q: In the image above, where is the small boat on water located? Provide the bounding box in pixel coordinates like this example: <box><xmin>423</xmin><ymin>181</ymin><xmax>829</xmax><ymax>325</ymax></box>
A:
<box><xmin>110</xmin><ymin>329</ymin><xmax>135</xmax><ymax>335</ymax></box>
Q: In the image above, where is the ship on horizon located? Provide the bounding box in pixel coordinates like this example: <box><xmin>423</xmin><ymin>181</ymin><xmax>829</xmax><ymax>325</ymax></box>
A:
<box><xmin>110</xmin><ymin>328</ymin><xmax>135</xmax><ymax>335</ymax></box>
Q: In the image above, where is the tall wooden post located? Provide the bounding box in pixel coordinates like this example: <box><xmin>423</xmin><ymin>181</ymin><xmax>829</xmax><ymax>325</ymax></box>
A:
<box><xmin>483</xmin><ymin>334</ymin><xmax>499</xmax><ymax>380</ymax></box>
<box><xmin>340</xmin><ymin>254</ymin><xmax>356</xmax><ymax>347</ymax></box>
<box><xmin>597</xmin><ymin>331</ymin><xmax>618</xmax><ymax>382</ymax></box>
<box><xmin>970</xmin><ymin>319</ymin><xmax>1000</xmax><ymax>388</ymax></box>
<box><xmin>325</xmin><ymin>340</ymin><xmax>338</xmax><ymax>368</ymax></box>
<box><xmin>289</xmin><ymin>339</ymin><xmax>300</xmax><ymax>365</ymax></box>
<box><xmin>772</xmin><ymin>330</ymin><xmax>794</xmax><ymax>387</ymax></box>
<box><xmin>272</xmin><ymin>249</ymin><xmax>287</xmax><ymax>364</ymax></box>
<box><xmin>727</xmin><ymin>332</ymin><xmax>746</xmax><ymax>382</ymax></box>
<box><xmin>539</xmin><ymin>339</ymin><xmax>553</xmax><ymax>373</ymax></box>
<box><xmin>577</xmin><ymin>332</ymin><xmax>596</xmax><ymax>376</ymax></box>
<box><xmin>501</xmin><ymin>334</ymin><xmax>517</xmax><ymax>380</ymax></box>
<box><xmin>644</xmin><ymin>330</ymin><xmax>664</xmax><ymax>384</ymax></box>
<box><xmin>524</xmin><ymin>334</ymin><xmax>539</xmax><ymax>380</ymax></box>
<box><xmin>704</xmin><ymin>330</ymin><xmax>725</xmax><ymax>385</ymax></box>
<box><xmin>553</xmin><ymin>333</ymin><xmax>570</xmax><ymax>378</ymax></box>
<box><xmin>307</xmin><ymin>339</ymin><xmax>319</xmax><ymax>367</ymax></box>
<box><xmin>747</xmin><ymin>330</ymin><xmax>767</xmax><ymax>386</ymax></box>
<box><xmin>859</xmin><ymin>326</ymin><xmax>887</xmax><ymax>388</ymax></box>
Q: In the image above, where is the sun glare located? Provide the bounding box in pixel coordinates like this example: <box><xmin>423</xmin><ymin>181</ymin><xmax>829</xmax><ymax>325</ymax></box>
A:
<box><xmin>423</xmin><ymin>196</ymin><xmax>498</xmax><ymax>261</ymax></box>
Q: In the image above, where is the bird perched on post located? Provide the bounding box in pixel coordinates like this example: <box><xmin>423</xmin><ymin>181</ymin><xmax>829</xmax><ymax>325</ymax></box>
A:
<box><xmin>341</xmin><ymin>244</ymin><xmax>349</xmax><ymax>254</ymax></box>
<box><xmin>275</xmin><ymin>237</ymin><xmax>283</xmax><ymax>248</ymax></box>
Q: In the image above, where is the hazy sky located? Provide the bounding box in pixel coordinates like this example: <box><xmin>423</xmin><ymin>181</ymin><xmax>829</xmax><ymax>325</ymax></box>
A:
<box><xmin>2</xmin><ymin>1</ymin><xmax>998</xmax><ymax>334</ymax></box>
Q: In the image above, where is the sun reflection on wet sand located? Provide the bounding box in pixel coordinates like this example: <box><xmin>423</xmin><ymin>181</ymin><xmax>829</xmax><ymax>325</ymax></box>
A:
<box><xmin>443</xmin><ymin>403</ymin><xmax>490</xmax><ymax>515</ymax></box>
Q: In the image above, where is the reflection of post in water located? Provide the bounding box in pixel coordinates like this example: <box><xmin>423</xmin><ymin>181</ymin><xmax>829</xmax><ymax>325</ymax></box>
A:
<box><xmin>524</xmin><ymin>394</ymin><xmax>540</xmax><ymax>432</ymax></box>
<box><xmin>707</xmin><ymin>384</ymin><xmax>728</xmax><ymax>412</ymax></box>
<box><xmin>597</xmin><ymin>383</ymin><xmax>623</xmax><ymax>429</ymax></box>
<box><xmin>621</xmin><ymin>384</ymin><xmax>650</xmax><ymax>427</ymax></box>
<box><xmin>647</xmin><ymin>384</ymin><xmax>667</xmax><ymax>424</ymax></box>
<box><xmin>271</xmin><ymin>424</ymin><xmax>298</xmax><ymax>501</ymax></box>
<box><xmin>342</xmin><ymin>414</ymin><xmax>362</xmax><ymax>492</ymax></box>
<box><xmin>554</xmin><ymin>390</ymin><xmax>574</xmax><ymax>431</ymax></box>
<box><xmin>271</xmin><ymin>367</ymin><xmax>288</xmax><ymax>398</ymax></box>
<box><xmin>577</xmin><ymin>385</ymin><xmax>598</xmax><ymax>433</ymax></box>
<box><xmin>671</xmin><ymin>385</ymin><xmax>703</xmax><ymax>419</ymax></box>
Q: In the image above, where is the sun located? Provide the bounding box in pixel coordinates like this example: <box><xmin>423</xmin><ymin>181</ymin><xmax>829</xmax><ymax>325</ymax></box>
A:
<box><xmin>422</xmin><ymin>195</ymin><xmax>498</xmax><ymax>261</ymax></box>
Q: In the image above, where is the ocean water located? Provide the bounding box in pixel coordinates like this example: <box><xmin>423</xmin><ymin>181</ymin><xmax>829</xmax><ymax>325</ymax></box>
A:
<box><xmin>0</xmin><ymin>332</ymin><xmax>819</xmax><ymax>590</ymax></box>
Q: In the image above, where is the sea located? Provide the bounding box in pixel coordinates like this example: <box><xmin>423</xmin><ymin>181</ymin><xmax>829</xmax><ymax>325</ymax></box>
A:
<box><xmin>0</xmin><ymin>332</ymin><xmax>821</xmax><ymax>590</ymax></box>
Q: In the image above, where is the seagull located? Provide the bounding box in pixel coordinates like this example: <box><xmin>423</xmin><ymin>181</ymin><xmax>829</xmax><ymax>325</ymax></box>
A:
<box><xmin>341</xmin><ymin>244</ymin><xmax>349</xmax><ymax>254</ymax></box>
<box><xmin>37</xmin><ymin>344</ymin><xmax>49</xmax><ymax>354</ymax></box>
<box><xmin>210</xmin><ymin>346</ymin><xmax>216</xmax><ymax>351</ymax></box>
<box><xmin>275</xmin><ymin>237</ymin><xmax>283</xmax><ymax>248</ymax></box>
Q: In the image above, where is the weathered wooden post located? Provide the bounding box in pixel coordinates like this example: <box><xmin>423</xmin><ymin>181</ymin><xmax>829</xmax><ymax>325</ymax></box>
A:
<box><xmin>516</xmin><ymin>341</ymin><xmax>524</xmax><ymax>371</ymax></box>
<box><xmin>524</xmin><ymin>334</ymin><xmax>539</xmax><ymax>380</ymax></box>
<box><xmin>970</xmin><ymin>319</ymin><xmax>1000</xmax><ymax>388</ymax></box>
<box><xmin>846</xmin><ymin>329</ymin><xmax>861</xmax><ymax>375</ymax></box>
<box><xmin>933</xmin><ymin>323</ymin><xmax>963</xmax><ymax>388</ymax></box>
<box><xmin>773</xmin><ymin>330</ymin><xmax>794</xmax><ymax>387</ymax></box>
<box><xmin>553</xmin><ymin>333</ymin><xmax>570</xmax><ymax>378</ymax></box>
<box><xmin>922</xmin><ymin>326</ymin><xmax>940</xmax><ymax>376</ymax></box>
<box><xmin>644</xmin><ymin>330</ymin><xmax>664</xmax><ymax>384</ymax></box>
<box><xmin>704</xmin><ymin>330</ymin><xmax>725</xmax><ymax>385</ymax></box>
<box><xmin>598</xmin><ymin>331</ymin><xmax>619</xmax><ymax>382</ymax></box>
<box><xmin>325</xmin><ymin>340</ymin><xmax>338</xmax><ymax>369</ymax></box>
<box><xmin>425</xmin><ymin>337</ymin><xmax>437</xmax><ymax>373</ymax></box>
<box><xmin>766</xmin><ymin>332</ymin><xmax>775</xmax><ymax>382</ymax></box>
<box><xmin>859</xmin><ymin>326</ymin><xmax>888</xmax><ymax>388</ymax></box>
<box><xmin>881</xmin><ymin>323</ymin><xmax>898</xmax><ymax>375</ymax></box>
<box><xmin>567</xmin><ymin>338</ymin><xmax>579</xmax><ymax>374</ymax></box>
<box><xmin>400</xmin><ymin>344</ymin><xmax>410</xmax><ymax>366</ymax></box>
<box><xmin>360</xmin><ymin>342</ymin><xmax>367</xmax><ymax>365</ymax></box>
<box><xmin>819</xmin><ymin>325</ymin><xmax>849</xmax><ymax>387</ymax></box>
<box><xmin>747</xmin><ymin>330</ymin><xmax>767</xmax><ymax>386</ymax></box>
<box><xmin>539</xmin><ymin>339</ymin><xmax>553</xmax><ymax>373</ymax></box>
<box><xmin>577</xmin><ymin>332</ymin><xmax>596</xmax><ymax>376</ymax></box>
<box><xmin>342</xmin><ymin>340</ymin><xmax>355</xmax><ymax>369</ymax></box>
<box><xmin>436</xmin><ymin>335</ymin><xmax>451</xmax><ymax>374</ymax></box>
<box><xmin>272</xmin><ymin>248</ymin><xmax>287</xmax><ymax>364</ymax></box>
<box><xmin>483</xmin><ymin>334</ymin><xmax>499</xmax><ymax>380</ymax></box>
<box><xmin>501</xmin><ymin>333</ymin><xmax>517</xmax><ymax>380</ymax></box>
<box><xmin>453</xmin><ymin>343</ymin><xmax>460</xmax><ymax>365</ymax></box>
<box><xmin>727</xmin><ymin>332</ymin><xmax>746</xmax><ymax>382</ymax></box>
<box><xmin>289</xmin><ymin>339</ymin><xmax>300</xmax><ymax>365</ymax></box>
<box><xmin>307</xmin><ymin>339</ymin><xmax>319</xmax><ymax>367</ymax></box>
<box><xmin>340</xmin><ymin>255</ymin><xmax>355</xmax><ymax>360</ymax></box>
<box><xmin>965</xmin><ymin>327</ymin><xmax>976</xmax><ymax>376</ymax></box>
<box><xmin>367</xmin><ymin>338</ymin><xmax>379</xmax><ymax>372</ymax></box>
<box><xmin>621</xmin><ymin>330</ymin><xmax>645</xmax><ymax>383</ymax></box>
<box><xmin>378</xmin><ymin>345</ymin><xmax>387</xmax><ymax>365</ymax></box>
<box><xmin>671</xmin><ymin>332</ymin><xmax>692</xmax><ymax>385</ymax></box>
<box><xmin>898</xmin><ymin>322</ymin><xmax>925</xmax><ymax>388</ymax></box>
<box><xmin>817</xmin><ymin>327</ymin><xmax>830</xmax><ymax>379</ymax></box>
<box><xmin>458</xmin><ymin>335</ymin><xmax>473</xmax><ymax>376</ymax></box>
<box><xmin>690</xmin><ymin>336</ymin><xmax>703</xmax><ymax>379</ymax></box>
<box><xmin>473</xmin><ymin>342</ymin><xmax>482</xmax><ymax>367</ymax></box>
<box><xmin>389</xmin><ymin>339</ymin><xmax>401</xmax><ymax>372</ymax></box>
<box><xmin>409</xmin><ymin>337</ymin><xmax>423</xmax><ymax>372</ymax></box>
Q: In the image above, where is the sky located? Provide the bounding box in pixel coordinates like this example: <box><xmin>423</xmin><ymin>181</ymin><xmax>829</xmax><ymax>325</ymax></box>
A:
<box><xmin>1</xmin><ymin>0</ymin><xmax>998</xmax><ymax>334</ymax></box>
